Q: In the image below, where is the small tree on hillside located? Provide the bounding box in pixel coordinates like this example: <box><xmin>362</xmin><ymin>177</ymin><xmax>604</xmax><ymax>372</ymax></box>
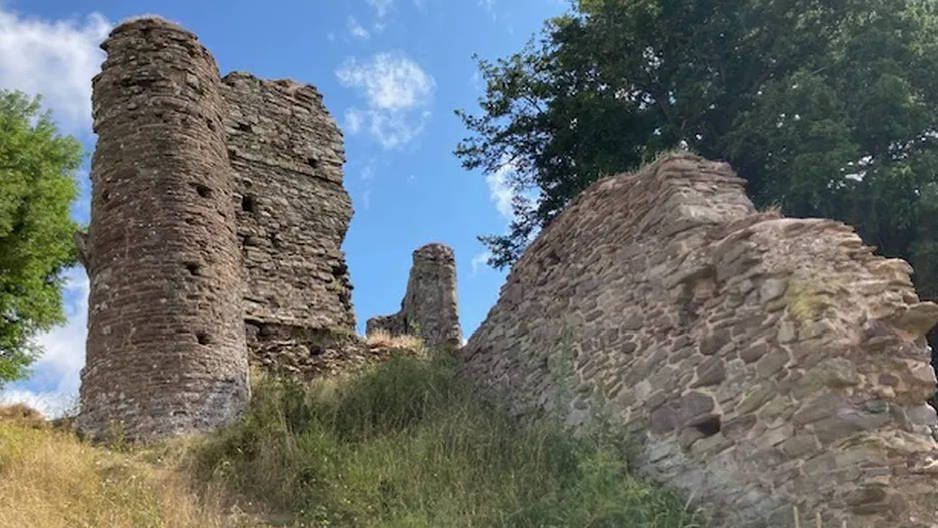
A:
<box><xmin>0</xmin><ymin>89</ymin><xmax>84</xmax><ymax>387</ymax></box>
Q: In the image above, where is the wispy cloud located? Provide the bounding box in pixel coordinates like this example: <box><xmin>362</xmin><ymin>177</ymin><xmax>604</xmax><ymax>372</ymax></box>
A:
<box><xmin>486</xmin><ymin>162</ymin><xmax>517</xmax><ymax>219</ymax></box>
<box><xmin>470</xmin><ymin>162</ymin><xmax>517</xmax><ymax>275</ymax></box>
<box><xmin>367</xmin><ymin>0</ymin><xmax>395</xmax><ymax>19</ymax></box>
<box><xmin>347</xmin><ymin>16</ymin><xmax>370</xmax><ymax>40</ymax></box>
<box><xmin>470</xmin><ymin>70</ymin><xmax>484</xmax><ymax>92</ymax></box>
<box><xmin>478</xmin><ymin>0</ymin><xmax>497</xmax><ymax>20</ymax></box>
<box><xmin>471</xmin><ymin>250</ymin><xmax>492</xmax><ymax>275</ymax></box>
<box><xmin>472</xmin><ymin>159</ymin><xmax>542</xmax><ymax>274</ymax></box>
<box><xmin>336</xmin><ymin>51</ymin><xmax>436</xmax><ymax>149</ymax></box>
<box><xmin>0</xmin><ymin>6</ymin><xmax>111</xmax><ymax>135</ymax></box>
<box><xmin>362</xmin><ymin>188</ymin><xmax>373</xmax><ymax>210</ymax></box>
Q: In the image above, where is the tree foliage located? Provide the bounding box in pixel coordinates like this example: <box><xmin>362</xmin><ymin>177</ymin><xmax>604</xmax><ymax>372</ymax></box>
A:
<box><xmin>0</xmin><ymin>89</ymin><xmax>83</xmax><ymax>386</ymax></box>
<box><xmin>455</xmin><ymin>0</ymin><xmax>938</xmax><ymax>296</ymax></box>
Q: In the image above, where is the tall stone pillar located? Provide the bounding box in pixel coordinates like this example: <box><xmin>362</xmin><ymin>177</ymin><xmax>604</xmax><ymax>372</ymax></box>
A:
<box><xmin>76</xmin><ymin>17</ymin><xmax>249</xmax><ymax>442</ymax></box>
<box><xmin>366</xmin><ymin>243</ymin><xmax>463</xmax><ymax>352</ymax></box>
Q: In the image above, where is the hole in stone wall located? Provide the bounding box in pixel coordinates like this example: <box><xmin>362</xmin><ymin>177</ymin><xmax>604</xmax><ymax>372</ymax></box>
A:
<box><xmin>101</xmin><ymin>190</ymin><xmax>110</xmax><ymax>203</ymax></box>
<box><xmin>196</xmin><ymin>332</ymin><xmax>212</xmax><ymax>345</ymax></box>
<box><xmin>184</xmin><ymin>261</ymin><xmax>202</xmax><ymax>276</ymax></box>
<box><xmin>241</xmin><ymin>194</ymin><xmax>257</xmax><ymax>213</ymax></box>
<box><xmin>206</xmin><ymin>117</ymin><xmax>216</xmax><ymax>131</ymax></box>
<box><xmin>693</xmin><ymin>415</ymin><xmax>722</xmax><ymax>437</ymax></box>
<box><xmin>307</xmin><ymin>156</ymin><xmax>319</xmax><ymax>169</ymax></box>
<box><xmin>194</xmin><ymin>184</ymin><xmax>212</xmax><ymax>198</ymax></box>
<box><xmin>331</xmin><ymin>262</ymin><xmax>349</xmax><ymax>278</ymax></box>
<box><xmin>235</xmin><ymin>122</ymin><xmax>252</xmax><ymax>132</ymax></box>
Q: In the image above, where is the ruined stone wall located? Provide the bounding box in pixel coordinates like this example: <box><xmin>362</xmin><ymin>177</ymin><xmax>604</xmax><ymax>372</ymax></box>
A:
<box><xmin>221</xmin><ymin>72</ymin><xmax>355</xmax><ymax>340</ymax></box>
<box><xmin>367</xmin><ymin>243</ymin><xmax>462</xmax><ymax>352</ymax></box>
<box><xmin>459</xmin><ymin>153</ymin><xmax>938</xmax><ymax>528</ymax></box>
<box><xmin>76</xmin><ymin>17</ymin><xmax>249</xmax><ymax>442</ymax></box>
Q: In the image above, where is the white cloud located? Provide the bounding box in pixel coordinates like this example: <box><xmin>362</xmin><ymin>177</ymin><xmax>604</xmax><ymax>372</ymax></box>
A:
<box><xmin>337</xmin><ymin>52</ymin><xmax>435</xmax><ymax>111</ymax></box>
<box><xmin>347</xmin><ymin>16</ymin><xmax>370</xmax><ymax>40</ymax></box>
<box><xmin>336</xmin><ymin>52</ymin><xmax>436</xmax><ymax>149</ymax></box>
<box><xmin>486</xmin><ymin>162</ymin><xmax>516</xmax><ymax>219</ymax></box>
<box><xmin>0</xmin><ymin>267</ymin><xmax>88</xmax><ymax>419</ymax></box>
<box><xmin>360</xmin><ymin>162</ymin><xmax>376</xmax><ymax>181</ymax></box>
<box><xmin>362</xmin><ymin>188</ymin><xmax>373</xmax><ymax>210</ymax></box>
<box><xmin>471</xmin><ymin>250</ymin><xmax>492</xmax><ymax>275</ymax></box>
<box><xmin>345</xmin><ymin>108</ymin><xmax>364</xmax><ymax>134</ymax></box>
<box><xmin>0</xmin><ymin>389</ymin><xmax>77</xmax><ymax>419</ymax></box>
<box><xmin>471</xmin><ymin>70</ymin><xmax>484</xmax><ymax>92</ymax></box>
<box><xmin>479</xmin><ymin>0</ymin><xmax>498</xmax><ymax>20</ymax></box>
<box><xmin>0</xmin><ymin>6</ymin><xmax>111</xmax><ymax>135</ymax></box>
<box><xmin>367</xmin><ymin>0</ymin><xmax>395</xmax><ymax>18</ymax></box>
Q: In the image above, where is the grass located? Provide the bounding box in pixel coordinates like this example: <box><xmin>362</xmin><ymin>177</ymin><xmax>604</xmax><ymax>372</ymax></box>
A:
<box><xmin>364</xmin><ymin>328</ymin><xmax>426</xmax><ymax>353</ymax></box>
<box><xmin>0</xmin><ymin>408</ymin><xmax>261</xmax><ymax>528</ymax></box>
<box><xmin>189</xmin><ymin>351</ymin><xmax>703</xmax><ymax>528</ymax></box>
<box><xmin>0</xmin><ymin>346</ymin><xmax>704</xmax><ymax>528</ymax></box>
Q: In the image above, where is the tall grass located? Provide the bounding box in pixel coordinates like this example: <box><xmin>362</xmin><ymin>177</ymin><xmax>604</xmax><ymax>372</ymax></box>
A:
<box><xmin>0</xmin><ymin>409</ymin><xmax>258</xmax><ymax>528</ymax></box>
<box><xmin>192</xmin><ymin>352</ymin><xmax>703</xmax><ymax>528</ymax></box>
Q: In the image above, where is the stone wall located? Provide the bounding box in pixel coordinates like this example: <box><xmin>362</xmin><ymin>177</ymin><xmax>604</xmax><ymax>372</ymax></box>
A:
<box><xmin>221</xmin><ymin>72</ymin><xmax>356</xmax><ymax>342</ymax></box>
<box><xmin>76</xmin><ymin>16</ymin><xmax>361</xmax><ymax>442</ymax></box>
<box><xmin>367</xmin><ymin>243</ymin><xmax>462</xmax><ymax>352</ymax></box>
<box><xmin>458</xmin><ymin>153</ymin><xmax>938</xmax><ymax>528</ymax></box>
<box><xmin>76</xmin><ymin>17</ymin><xmax>249</xmax><ymax>442</ymax></box>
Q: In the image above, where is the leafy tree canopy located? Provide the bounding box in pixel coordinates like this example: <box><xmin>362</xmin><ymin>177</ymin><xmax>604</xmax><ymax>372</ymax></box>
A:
<box><xmin>455</xmin><ymin>0</ymin><xmax>938</xmax><ymax>301</ymax></box>
<box><xmin>0</xmin><ymin>89</ymin><xmax>84</xmax><ymax>387</ymax></box>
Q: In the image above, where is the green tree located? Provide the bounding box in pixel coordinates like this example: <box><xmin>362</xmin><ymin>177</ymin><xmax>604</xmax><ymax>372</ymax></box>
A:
<box><xmin>455</xmin><ymin>0</ymin><xmax>938</xmax><ymax>288</ymax></box>
<box><xmin>0</xmin><ymin>89</ymin><xmax>84</xmax><ymax>386</ymax></box>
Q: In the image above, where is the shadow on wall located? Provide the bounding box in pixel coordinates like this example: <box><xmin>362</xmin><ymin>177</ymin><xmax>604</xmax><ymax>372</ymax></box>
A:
<box><xmin>458</xmin><ymin>152</ymin><xmax>938</xmax><ymax>528</ymax></box>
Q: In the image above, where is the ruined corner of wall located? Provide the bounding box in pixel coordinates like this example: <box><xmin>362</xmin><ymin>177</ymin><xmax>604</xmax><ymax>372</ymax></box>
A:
<box><xmin>366</xmin><ymin>243</ymin><xmax>463</xmax><ymax>353</ymax></box>
<box><xmin>459</xmin><ymin>152</ymin><xmax>938</xmax><ymax>528</ymax></box>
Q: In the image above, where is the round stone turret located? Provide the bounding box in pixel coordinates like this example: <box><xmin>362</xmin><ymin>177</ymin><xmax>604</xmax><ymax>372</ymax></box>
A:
<box><xmin>76</xmin><ymin>16</ymin><xmax>249</xmax><ymax>442</ymax></box>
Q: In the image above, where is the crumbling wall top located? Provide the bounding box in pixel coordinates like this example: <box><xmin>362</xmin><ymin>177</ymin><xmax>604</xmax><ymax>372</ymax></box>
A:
<box><xmin>460</xmin><ymin>152</ymin><xmax>938</xmax><ymax>528</ymax></box>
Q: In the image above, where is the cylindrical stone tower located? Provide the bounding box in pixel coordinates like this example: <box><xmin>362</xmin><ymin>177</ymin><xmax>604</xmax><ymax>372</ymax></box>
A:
<box><xmin>76</xmin><ymin>17</ymin><xmax>249</xmax><ymax>442</ymax></box>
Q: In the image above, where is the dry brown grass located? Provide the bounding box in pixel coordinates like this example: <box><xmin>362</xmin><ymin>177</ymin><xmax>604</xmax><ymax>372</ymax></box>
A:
<box><xmin>0</xmin><ymin>402</ymin><xmax>47</xmax><ymax>429</ymax></box>
<box><xmin>365</xmin><ymin>328</ymin><xmax>426</xmax><ymax>352</ymax></box>
<box><xmin>0</xmin><ymin>405</ymin><xmax>265</xmax><ymax>528</ymax></box>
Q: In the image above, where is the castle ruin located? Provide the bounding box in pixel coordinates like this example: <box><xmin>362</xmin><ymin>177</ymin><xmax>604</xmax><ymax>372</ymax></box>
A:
<box><xmin>76</xmin><ymin>17</ymin><xmax>357</xmax><ymax>441</ymax></box>
<box><xmin>73</xmin><ymin>15</ymin><xmax>938</xmax><ymax>528</ymax></box>
<box><xmin>366</xmin><ymin>243</ymin><xmax>463</xmax><ymax>352</ymax></box>
<box><xmin>459</xmin><ymin>153</ymin><xmax>938</xmax><ymax>528</ymax></box>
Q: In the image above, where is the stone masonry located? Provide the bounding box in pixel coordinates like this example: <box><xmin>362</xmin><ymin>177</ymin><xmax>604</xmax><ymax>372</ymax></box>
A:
<box><xmin>367</xmin><ymin>243</ymin><xmax>463</xmax><ymax>352</ymax></box>
<box><xmin>459</xmin><ymin>153</ymin><xmax>938</xmax><ymax>528</ymax></box>
<box><xmin>76</xmin><ymin>17</ymin><xmax>250</xmax><ymax>442</ymax></box>
<box><xmin>76</xmin><ymin>16</ymin><xmax>358</xmax><ymax>442</ymax></box>
<box><xmin>222</xmin><ymin>71</ymin><xmax>355</xmax><ymax>336</ymax></box>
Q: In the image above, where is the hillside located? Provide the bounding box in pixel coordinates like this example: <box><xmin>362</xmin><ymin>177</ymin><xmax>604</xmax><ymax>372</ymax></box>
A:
<box><xmin>0</xmin><ymin>337</ymin><xmax>703</xmax><ymax>528</ymax></box>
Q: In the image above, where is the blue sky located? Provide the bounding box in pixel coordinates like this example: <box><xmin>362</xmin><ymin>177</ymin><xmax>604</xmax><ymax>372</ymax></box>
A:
<box><xmin>0</xmin><ymin>0</ymin><xmax>570</xmax><ymax>415</ymax></box>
